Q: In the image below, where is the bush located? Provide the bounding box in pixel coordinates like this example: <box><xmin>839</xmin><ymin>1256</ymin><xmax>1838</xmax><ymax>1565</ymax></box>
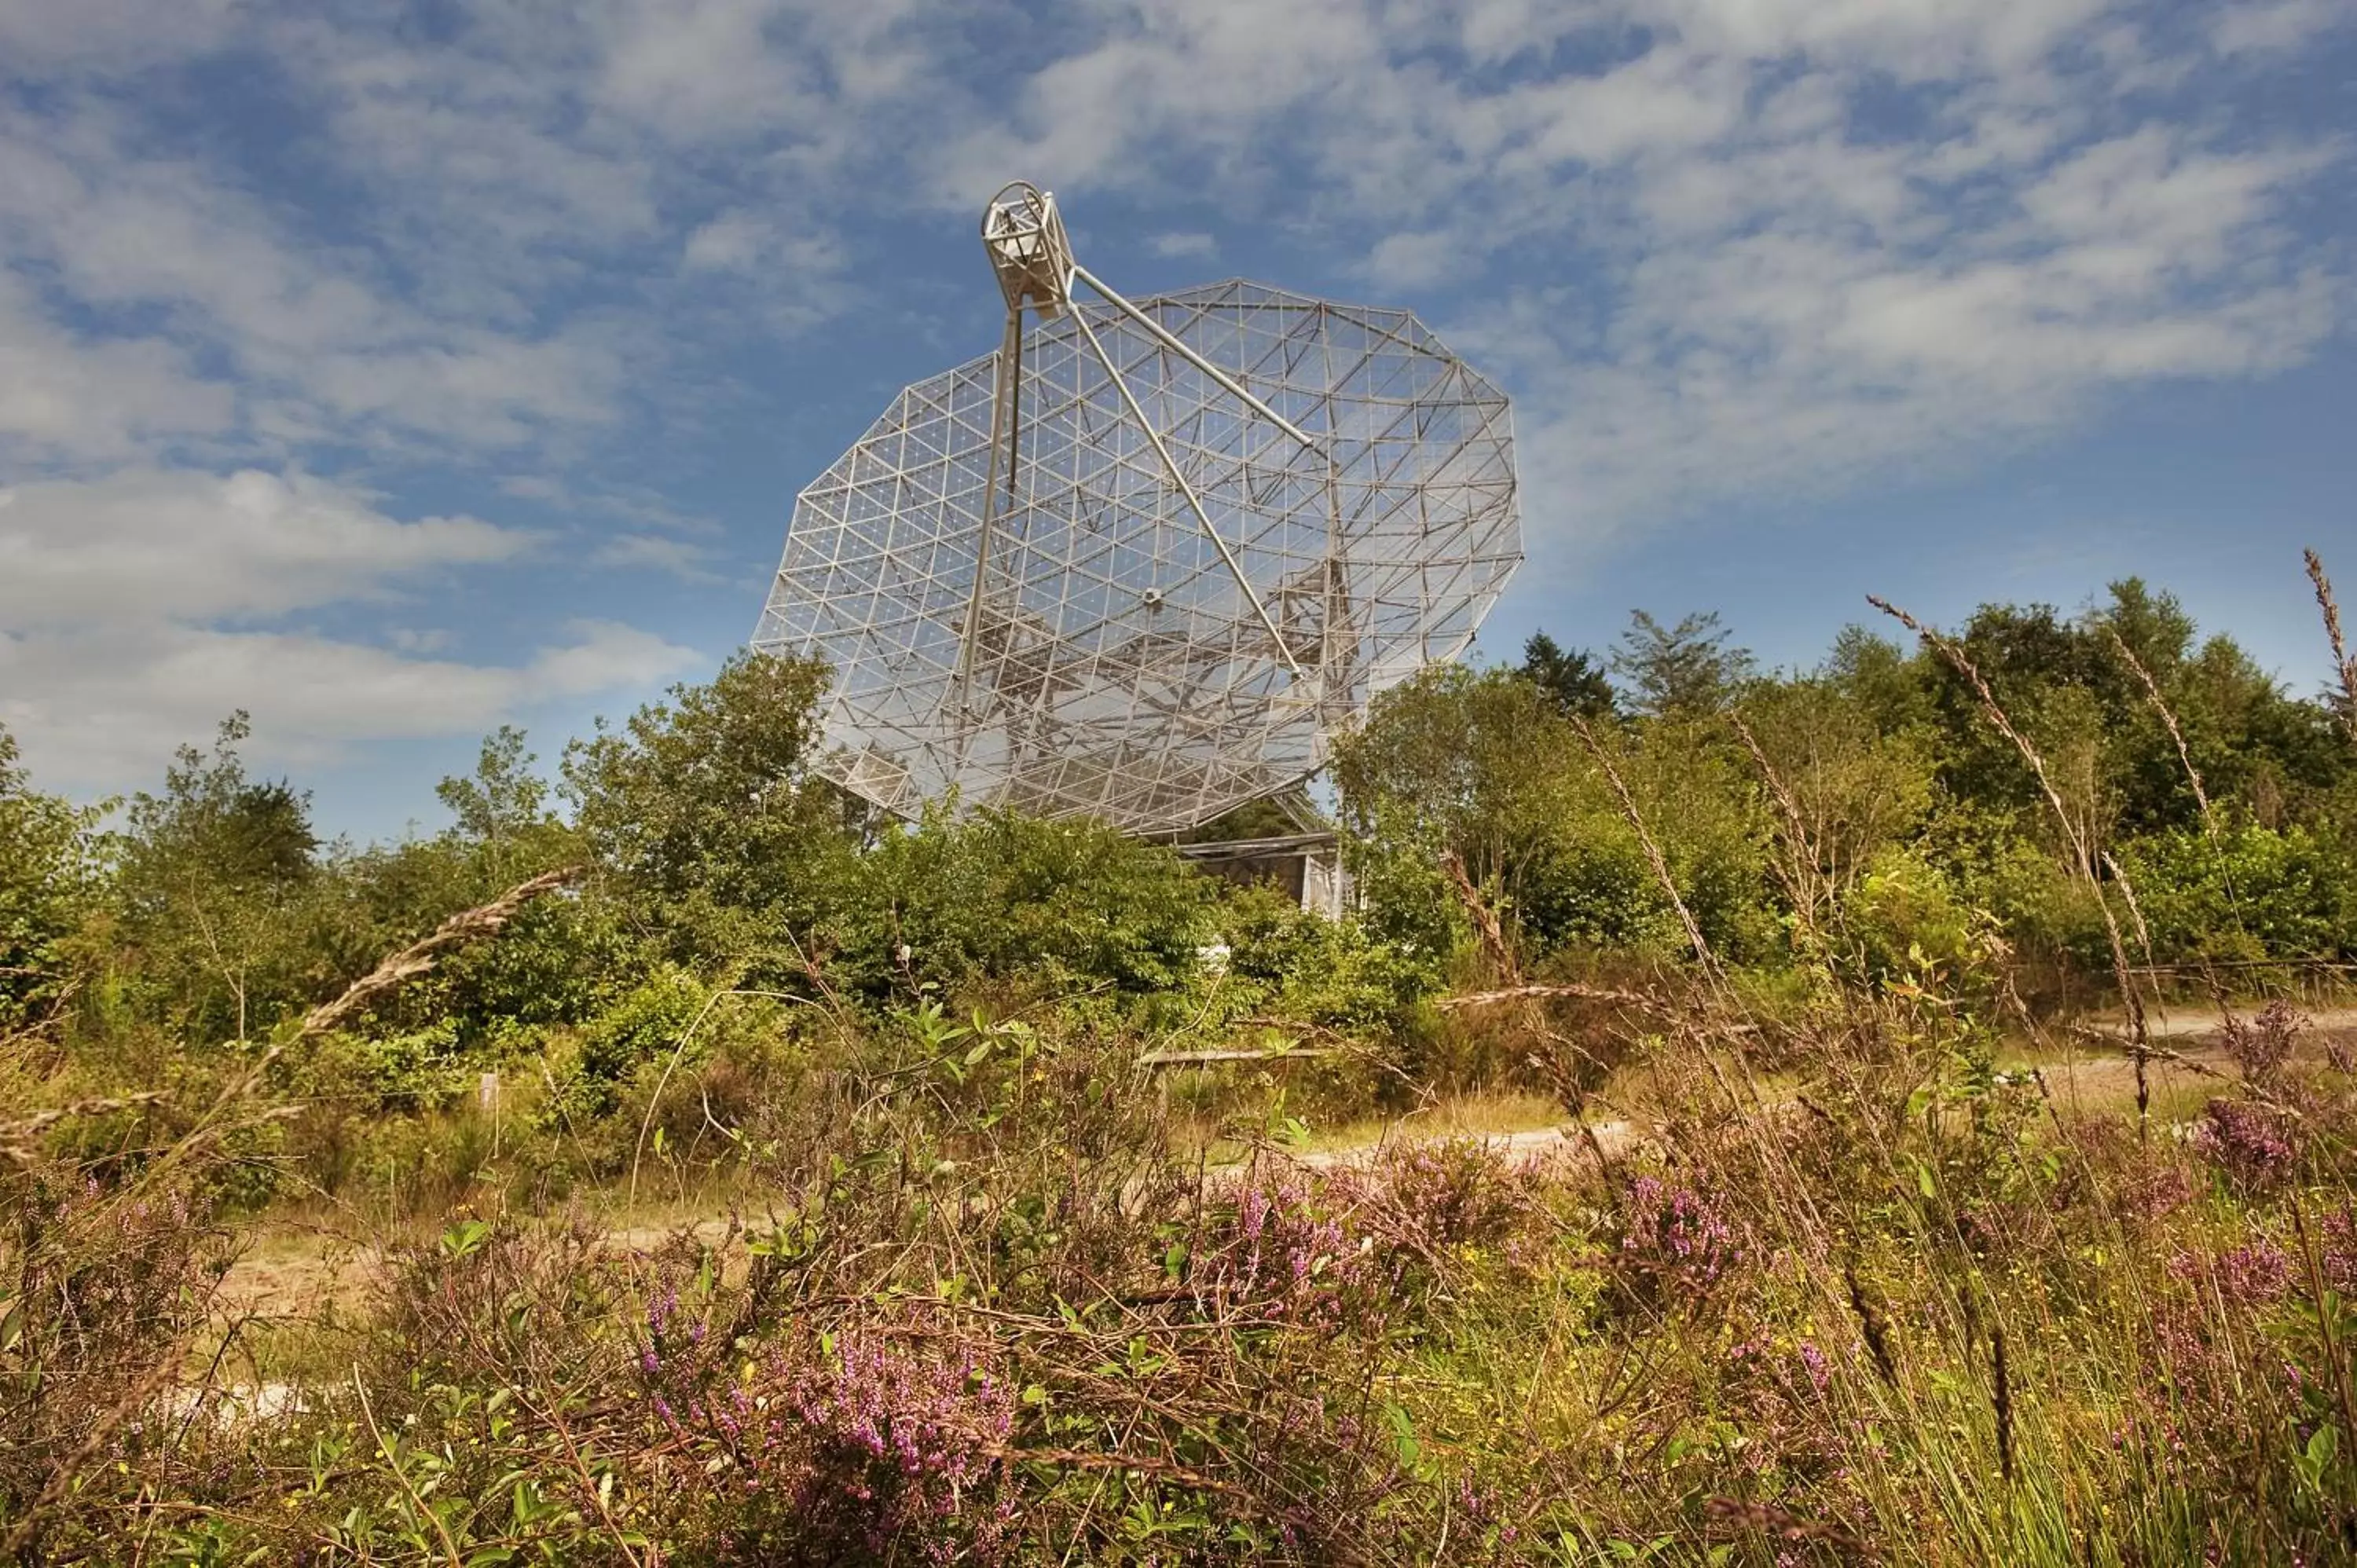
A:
<box><xmin>0</xmin><ymin>725</ymin><xmax>101</xmax><ymax>1030</ymax></box>
<box><xmin>827</xmin><ymin>808</ymin><xmax>1211</xmax><ymax>1001</ymax></box>
<box><xmin>2119</xmin><ymin>823</ymin><xmax>2355</xmax><ymax>963</ymax></box>
<box><xmin>1841</xmin><ymin>846</ymin><xmax>1989</xmax><ymax>990</ymax></box>
<box><xmin>1219</xmin><ymin>883</ymin><xmax>1439</xmax><ymax>1032</ymax></box>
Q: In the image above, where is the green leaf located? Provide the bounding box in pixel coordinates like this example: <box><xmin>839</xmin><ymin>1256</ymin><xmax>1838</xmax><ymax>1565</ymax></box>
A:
<box><xmin>1382</xmin><ymin>1401</ymin><xmax>1427</xmax><ymax>1477</ymax></box>
<box><xmin>2308</xmin><ymin>1423</ymin><xmax>2339</xmax><ymax>1470</ymax></box>
<box><xmin>440</xmin><ymin>1219</ymin><xmax>493</xmax><ymax>1258</ymax></box>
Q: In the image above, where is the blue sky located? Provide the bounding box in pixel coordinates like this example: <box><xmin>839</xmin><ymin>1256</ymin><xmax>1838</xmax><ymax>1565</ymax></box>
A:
<box><xmin>2</xmin><ymin>0</ymin><xmax>2352</xmax><ymax>841</ymax></box>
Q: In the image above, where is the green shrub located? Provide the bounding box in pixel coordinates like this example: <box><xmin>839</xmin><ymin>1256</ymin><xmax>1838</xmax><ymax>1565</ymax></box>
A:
<box><xmin>827</xmin><ymin>808</ymin><xmax>1211</xmax><ymax>1001</ymax></box>
<box><xmin>0</xmin><ymin>725</ymin><xmax>101</xmax><ymax>1029</ymax></box>
<box><xmin>2121</xmin><ymin>823</ymin><xmax>2355</xmax><ymax>963</ymax></box>
<box><xmin>1842</xmin><ymin>847</ymin><xmax>1985</xmax><ymax>989</ymax></box>
<box><xmin>1219</xmin><ymin>883</ymin><xmax>1440</xmax><ymax>1032</ymax></box>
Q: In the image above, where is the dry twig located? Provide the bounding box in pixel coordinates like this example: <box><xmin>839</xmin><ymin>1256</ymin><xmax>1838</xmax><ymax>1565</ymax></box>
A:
<box><xmin>297</xmin><ymin>865</ymin><xmax>582</xmax><ymax>1039</ymax></box>
<box><xmin>1435</xmin><ymin>982</ymin><xmax>1656</xmax><ymax>1013</ymax></box>
<box><xmin>1439</xmin><ymin>849</ymin><xmax>1519</xmax><ymax>983</ymax></box>
<box><xmin>2105</xmin><ymin>625</ymin><xmax>2220</xmax><ymax>841</ymax></box>
<box><xmin>1728</xmin><ymin>708</ymin><xmax>1831</xmax><ymax>936</ymax></box>
<box><xmin>0</xmin><ymin>1091</ymin><xmax>170</xmax><ymax>1165</ymax></box>
<box><xmin>1569</xmin><ymin>716</ymin><xmax>1721</xmax><ymax>980</ymax></box>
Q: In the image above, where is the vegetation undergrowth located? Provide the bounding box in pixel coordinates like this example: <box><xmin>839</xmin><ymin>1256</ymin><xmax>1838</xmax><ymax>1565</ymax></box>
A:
<box><xmin>4</xmin><ymin>560</ymin><xmax>2356</xmax><ymax>1563</ymax></box>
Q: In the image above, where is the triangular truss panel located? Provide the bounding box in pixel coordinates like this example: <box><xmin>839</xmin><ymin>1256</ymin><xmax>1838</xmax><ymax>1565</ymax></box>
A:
<box><xmin>754</xmin><ymin>185</ymin><xmax>1522</xmax><ymax>835</ymax></box>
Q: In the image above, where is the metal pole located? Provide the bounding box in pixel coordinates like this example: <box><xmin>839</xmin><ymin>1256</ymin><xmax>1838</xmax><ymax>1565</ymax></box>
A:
<box><xmin>1069</xmin><ymin>304</ymin><xmax>1308</xmax><ymax>682</ymax></box>
<box><xmin>1071</xmin><ymin>262</ymin><xmax>1323</xmax><ymax>456</ymax></box>
<box><xmin>953</xmin><ymin>312</ymin><xmax>1024</xmax><ymax>725</ymax></box>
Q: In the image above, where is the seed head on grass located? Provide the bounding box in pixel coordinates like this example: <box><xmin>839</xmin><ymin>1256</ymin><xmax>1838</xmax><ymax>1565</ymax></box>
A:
<box><xmin>2305</xmin><ymin>548</ymin><xmax>2357</xmax><ymax>743</ymax></box>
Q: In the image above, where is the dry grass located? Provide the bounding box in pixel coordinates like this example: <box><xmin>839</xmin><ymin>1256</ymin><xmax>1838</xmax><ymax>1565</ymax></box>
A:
<box><xmin>10</xmin><ymin>969</ymin><xmax>2357</xmax><ymax>1563</ymax></box>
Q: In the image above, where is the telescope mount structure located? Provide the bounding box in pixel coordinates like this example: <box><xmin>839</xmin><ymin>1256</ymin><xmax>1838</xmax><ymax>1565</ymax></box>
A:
<box><xmin>754</xmin><ymin>182</ymin><xmax>1521</xmax><ymax>902</ymax></box>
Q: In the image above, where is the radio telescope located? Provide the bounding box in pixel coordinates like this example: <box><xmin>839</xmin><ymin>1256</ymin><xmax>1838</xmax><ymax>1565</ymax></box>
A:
<box><xmin>753</xmin><ymin>182</ymin><xmax>1520</xmax><ymax>837</ymax></box>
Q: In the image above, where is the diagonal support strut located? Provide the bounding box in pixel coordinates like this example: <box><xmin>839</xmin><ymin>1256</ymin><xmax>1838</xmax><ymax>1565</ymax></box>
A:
<box><xmin>1069</xmin><ymin>302</ymin><xmax>1308</xmax><ymax>683</ymax></box>
<box><xmin>1071</xmin><ymin>263</ymin><xmax>1323</xmax><ymax>456</ymax></box>
<box><xmin>951</xmin><ymin>310</ymin><xmax>1025</xmax><ymax>729</ymax></box>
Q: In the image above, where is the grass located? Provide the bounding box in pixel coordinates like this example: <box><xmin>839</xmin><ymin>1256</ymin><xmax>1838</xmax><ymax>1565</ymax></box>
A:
<box><xmin>9</xmin><ymin>973</ymin><xmax>2355</xmax><ymax>1565</ymax></box>
<box><xmin>205</xmin><ymin>1011</ymin><xmax>2326</xmax><ymax>1327</ymax></box>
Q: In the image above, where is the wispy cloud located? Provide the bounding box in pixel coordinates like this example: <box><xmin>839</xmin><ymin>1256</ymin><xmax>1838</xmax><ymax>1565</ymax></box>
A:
<box><xmin>949</xmin><ymin>0</ymin><xmax>2352</xmax><ymax>548</ymax></box>
<box><xmin>591</xmin><ymin>532</ymin><xmax>724</xmax><ymax>583</ymax></box>
<box><xmin>1147</xmin><ymin>231</ymin><xmax>1217</xmax><ymax>259</ymax></box>
<box><xmin>0</xmin><ymin>467</ymin><xmax>695</xmax><ymax>788</ymax></box>
<box><xmin>0</xmin><ymin>272</ymin><xmax>233</xmax><ymax>462</ymax></box>
<box><xmin>0</xmin><ymin>469</ymin><xmax>533</xmax><ymax>628</ymax></box>
<box><xmin>2211</xmin><ymin>0</ymin><xmax>2348</xmax><ymax>56</ymax></box>
<box><xmin>0</xmin><ymin>620</ymin><xmax>701</xmax><ymax>791</ymax></box>
<box><xmin>1</xmin><ymin>0</ymin><xmax>2350</xmax><ymax>801</ymax></box>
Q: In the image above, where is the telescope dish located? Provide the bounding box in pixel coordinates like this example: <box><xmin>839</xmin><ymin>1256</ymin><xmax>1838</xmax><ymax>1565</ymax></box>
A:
<box><xmin>754</xmin><ymin>184</ymin><xmax>1521</xmax><ymax>835</ymax></box>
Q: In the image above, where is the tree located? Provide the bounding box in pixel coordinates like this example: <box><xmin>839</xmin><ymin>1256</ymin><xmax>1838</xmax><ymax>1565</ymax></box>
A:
<box><xmin>270</xmin><ymin>727</ymin><xmax>596</xmax><ymax>1046</ymax></box>
<box><xmin>1612</xmin><ymin>610</ymin><xmax>1755</xmax><ymax>717</ymax></box>
<box><xmin>1331</xmin><ymin>665</ymin><xmax>1574</xmax><ymax>907</ymax></box>
<box><xmin>1332</xmin><ymin>665</ymin><xmax>1772</xmax><ymax>966</ymax></box>
<box><xmin>829</xmin><ymin>809</ymin><xmax>1211</xmax><ymax>998</ymax></box>
<box><xmin>562</xmin><ymin>651</ymin><xmax>855</xmax><ymax>967</ymax></box>
<box><xmin>1520</xmin><ymin>632</ymin><xmax>1618</xmax><ymax>720</ymax></box>
<box><xmin>0</xmin><ymin>725</ymin><xmax>101</xmax><ymax>1028</ymax></box>
<box><xmin>124</xmin><ymin>714</ymin><xmax>317</xmax><ymax>893</ymax></box>
<box><xmin>437</xmin><ymin>726</ymin><xmax>552</xmax><ymax>848</ymax></box>
<box><xmin>1734</xmin><ymin>677</ymin><xmax>1937</xmax><ymax>939</ymax></box>
<box><xmin>115</xmin><ymin>713</ymin><xmax>322</xmax><ymax>1045</ymax></box>
<box><xmin>1824</xmin><ymin>626</ymin><xmax>1934</xmax><ymax>736</ymax></box>
<box><xmin>1179</xmin><ymin>789</ymin><xmax>1324</xmax><ymax>844</ymax></box>
<box><xmin>1909</xmin><ymin>582</ymin><xmax>2350</xmax><ymax>842</ymax></box>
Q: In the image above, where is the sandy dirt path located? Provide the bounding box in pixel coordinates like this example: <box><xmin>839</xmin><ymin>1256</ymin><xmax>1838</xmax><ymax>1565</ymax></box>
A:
<box><xmin>217</xmin><ymin>1007</ymin><xmax>2355</xmax><ymax>1317</ymax></box>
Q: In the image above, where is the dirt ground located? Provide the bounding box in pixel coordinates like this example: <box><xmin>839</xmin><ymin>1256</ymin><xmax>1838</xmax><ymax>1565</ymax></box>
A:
<box><xmin>214</xmin><ymin>1005</ymin><xmax>2357</xmax><ymax>1320</ymax></box>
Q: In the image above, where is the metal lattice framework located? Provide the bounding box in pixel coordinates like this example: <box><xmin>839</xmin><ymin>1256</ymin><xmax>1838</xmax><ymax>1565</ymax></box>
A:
<box><xmin>753</xmin><ymin>184</ymin><xmax>1520</xmax><ymax>835</ymax></box>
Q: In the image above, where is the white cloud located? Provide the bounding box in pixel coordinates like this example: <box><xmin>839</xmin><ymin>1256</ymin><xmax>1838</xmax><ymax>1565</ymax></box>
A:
<box><xmin>0</xmin><ymin>469</ymin><xmax>532</xmax><ymax>628</ymax></box>
<box><xmin>680</xmin><ymin>211</ymin><xmax>844</xmax><ymax>279</ymax></box>
<box><xmin>0</xmin><ymin>0</ymin><xmax>237</xmax><ymax>73</ymax></box>
<box><xmin>1624</xmin><ymin>0</ymin><xmax>2117</xmax><ymax>75</ymax></box>
<box><xmin>1148</xmin><ymin>232</ymin><xmax>1217</xmax><ymax>259</ymax></box>
<box><xmin>592</xmin><ymin>0</ymin><xmax>826</xmax><ymax>141</ymax></box>
<box><xmin>0</xmin><ymin>96</ymin><xmax>629</xmax><ymax>458</ymax></box>
<box><xmin>1366</xmin><ymin>230</ymin><xmax>1457</xmax><ymax>289</ymax></box>
<box><xmin>956</xmin><ymin>0</ymin><xmax>2349</xmax><ymax>539</ymax></box>
<box><xmin>591</xmin><ymin>532</ymin><xmax>722</xmax><ymax>581</ymax></box>
<box><xmin>0</xmin><ymin>467</ymin><xmax>695</xmax><ymax>792</ymax></box>
<box><xmin>0</xmin><ymin>273</ymin><xmax>233</xmax><ymax>460</ymax></box>
<box><xmin>0</xmin><ymin>621</ymin><xmax>701</xmax><ymax>792</ymax></box>
<box><xmin>0</xmin><ymin>0</ymin><xmax>2349</xmax><ymax>805</ymax></box>
<box><xmin>2211</xmin><ymin>0</ymin><xmax>2352</xmax><ymax>55</ymax></box>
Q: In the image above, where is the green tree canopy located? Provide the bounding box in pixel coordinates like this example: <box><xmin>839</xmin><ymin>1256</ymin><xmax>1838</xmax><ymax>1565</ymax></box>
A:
<box><xmin>562</xmin><ymin>651</ymin><xmax>854</xmax><ymax>969</ymax></box>
<box><xmin>1612</xmin><ymin>610</ymin><xmax>1755</xmax><ymax>718</ymax></box>
<box><xmin>1519</xmin><ymin>632</ymin><xmax>1617</xmax><ymax>720</ymax></box>
<box><xmin>0</xmin><ymin>725</ymin><xmax>101</xmax><ymax>1028</ymax></box>
<box><xmin>113</xmin><ymin>714</ymin><xmax>323</xmax><ymax>1045</ymax></box>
